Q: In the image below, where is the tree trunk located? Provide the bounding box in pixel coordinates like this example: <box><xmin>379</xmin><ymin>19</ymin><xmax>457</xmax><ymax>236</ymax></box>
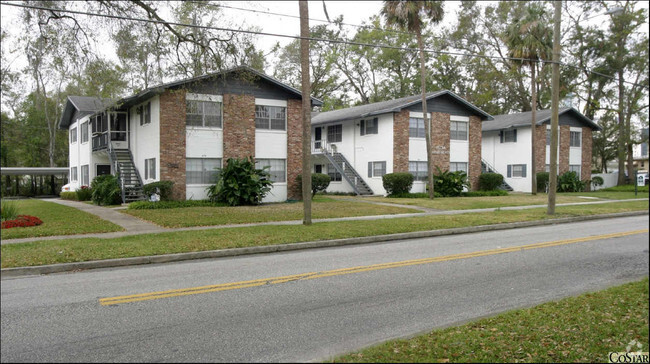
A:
<box><xmin>616</xmin><ymin>69</ymin><xmax>626</xmax><ymax>185</ymax></box>
<box><xmin>299</xmin><ymin>1</ymin><xmax>312</xmax><ymax>225</ymax></box>
<box><xmin>547</xmin><ymin>0</ymin><xmax>561</xmax><ymax>215</ymax></box>
<box><xmin>417</xmin><ymin>30</ymin><xmax>434</xmax><ymax>199</ymax></box>
<box><xmin>530</xmin><ymin>65</ymin><xmax>537</xmax><ymax>195</ymax></box>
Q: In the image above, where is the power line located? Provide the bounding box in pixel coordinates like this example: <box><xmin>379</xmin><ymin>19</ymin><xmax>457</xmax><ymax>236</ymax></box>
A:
<box><xmin>1</xmin><ymin>1</ymin><xmax>647</xmax><ymax>90</ymax></box>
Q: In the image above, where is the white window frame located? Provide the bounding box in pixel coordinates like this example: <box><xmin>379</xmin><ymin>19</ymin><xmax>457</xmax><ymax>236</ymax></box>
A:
<box><xmin>138</xmin><ymin>102</ymin><xmax>151</xmax><ymax>126</ymax></box>
<box><xmin>144</xmin><ymin>158</ymin><xmax>156</xmax><ymax>180</ymax></box>
<box><xmin>450</xmin><ymin>116</ymin><xmax>469</xmax><ymax>141</ymax></box>
<box><xmin>409</xmin><ymin>117</ymin><xmax>426</xmax><ymax>138</ymax></box>
<box><xmin>569</xmin><ymin>165</ymin><xmax>581</xmax><ymax>176</ymax></box>
<box><xmin>327</xmin><ymin>163</ymin><xmax>342</xmax><ymax>182</ymax></box>
<box><xmin>508</xmin><ymin>164</ymin><xmax>526</xmax><ymax>178</ymax></box>
<box><xmin>80</xmin><ymin>122</ymin><xmax>89</xmax><ymax>144</ymax></box>
<box><xmin>255</xmin><ymin>99</ymin><xmax>287</xmax><ymax>132</ymax></box>
<box><xmin>450</xmin><ymin>162</ymin><xmax>468</xmax><ymax>173</ymax></box>
<box><xmin>360</xmin><ymin>118</ymin><xmax>378</xmax><ymax>136</ymax></box>
<box><xmin>409</xmin><ymin>161</ymin><xmax>428</xmax><ymax>181</ymax></box>
<box><xmin>186</xmin><ymin>93</ymin><xmax>223</xmax><ymax>129</ymax></box>
<box><xmin>70</xmin><ymin>127</ymin><xmax>77</xmax><ymax>144</ymax></box>
<box><xmin>81</xmin><ymin>165</ymin><xmax>89</xmax><ymax>186</ymax></box>
<box><xmin>570</xmin><ymin>131</ymin><xmax>581</xmax><ymax>147</ymax></box>
<box><xmin>327</xmin><ymin>124</ymin><xmax>342</xmax><ymax>143</ymax></box>
<box><xmin>70</xmin><ymin>166</ymin><xmax>78</xmax><ymax>182</ymax></box>
<box><xmin>368</xmin><ymin>161</ymin><xmax>387</xmax><ymax>178</ymax></box>
<box><xmin>255</xmin><ymin>159</ymin><xmax>286</xmax><ymax>183</ymax></box>
<box><xmin>186</xmin><ymin>158</ymin><xmax>222</xmax><ymax>185</ymax></box>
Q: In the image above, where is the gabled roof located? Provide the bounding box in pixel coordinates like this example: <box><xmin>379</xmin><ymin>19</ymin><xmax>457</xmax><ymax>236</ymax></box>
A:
<box><xmin>58</xmin><ymin>96</ymin><xmax>114</xmax><ymax>129</ymax></box>
<box><xmin>482</xmin><ymin>107</ymin><xmax>602</xmax><ymax>132</ymax></box>
<box><xmin>311</xmin><ymin>90</ymin><xmax>492</xmax><ymax>125</ymax></box>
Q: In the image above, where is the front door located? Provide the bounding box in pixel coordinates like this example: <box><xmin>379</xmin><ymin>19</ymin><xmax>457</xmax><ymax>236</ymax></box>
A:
<box><xmin>314</xmin><ymin>127</ymin><xmax>322</xmax><ymax>150</ymax></box>
<box><xmin>96</xmin><ymin>164</ymin><xmax>111</xmax><ymax>177</ymax></box>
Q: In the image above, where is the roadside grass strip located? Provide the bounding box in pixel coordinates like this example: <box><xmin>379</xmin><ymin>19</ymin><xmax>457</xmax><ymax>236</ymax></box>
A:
<box><xmin>2</xmin><ymin>200</ymin><xmax>647</xmax><ymax>269</ymax></box>
<box><xmin>99</xmin><ymin>229</ymin><xmax>648</xmax><ymax>306</ymax></box>
<box><xmin>334</xmin><ymin>277</ymin><xmax>650</xmax><ymax>363</ymax></box>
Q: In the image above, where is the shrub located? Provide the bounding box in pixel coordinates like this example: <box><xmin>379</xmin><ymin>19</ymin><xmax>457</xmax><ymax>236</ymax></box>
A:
<box><xmin>60</xmin><ymin>191</ymin><xmax>79</xmax><ymax>201</ymax></box>
<box><xmin>591</xmin><ymin>176</ymin><xmax>604</xmax><ymax>189</ymax></box>
<box><xmin>461</xmin><ymin>190</ymin><xmax>509</xmax><ymax>197</ymax></box>
<box><xmin>557</xmin><ymin>171</ymin><xmax>586</xmax><ymax>192</ymax></box>
<box><xmin>296</xmin><ymin>173</ymin><xmax>332</xmax><ymax>198</ymax></box>
<box><xmin>1</xmin><ymin>200</ymin><xmax>18</xmax><ymax>221</ymax></box>
<box><xmin>382</xmin><ymin>173</ymin><xmax>414</xmax><ymax>196</ymax></box>
<box><xmin>478</xmin><ymin>173</ymin><xmax>504</xmax><ymax>191</ymax></box>
<box><xmin>207</xmin><ymin>157</ymin><xmax>273</xmax><ymax>206</ymax></box>
<box><xmin>536</xmin><ymin>172</ymin><xmax>550</xmax><ymax>193</ymax></box>
<box><xmin>91</xmin><ymin>175</ymin><xmax>123</xmax><ymax>206</ymax></box>
<box><xmin>76</xmin><ymin>185</ymin><xmax>92</xmax><ymax>201</ymax></box>
<box><xmin>143</xmin><ymin>180</ymin><xmax>175</xmax><ymax>201</ymax></box>
<box><xmin>433</xmin><ymin>167</ymin><xmax>468</xmax><ymax>197</ymax></box>
<box><xmin>128</xmin><ymin>200</ymin><xmax>225</xmax><ymax>210</ymax></box>
<box><xmin>1</xmin><ymin>215</ymin><xmax>43</xmax><ymax>229</ymax></box>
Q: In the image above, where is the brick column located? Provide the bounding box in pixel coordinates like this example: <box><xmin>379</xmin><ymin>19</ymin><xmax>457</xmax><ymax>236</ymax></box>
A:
<box><xmin>534</xmin><ymin>125</ymin><xmax>547</xmax><ymax>173</ymax></box>
<box><xmin>393</xmin><ymin>109</ymin><xmax>410</xmax><ymax>173</ymax></box>
<box><xmin>582</xmin><ymin>127</ymin><xmax>593</xmax><ymax>186</ymax></box>
<box><xmin>468</xmin><ymin>115</ymin><xmax>482</xmax><ymax>191</ymax></box>
<box><xmin>159</xmin><ymin>89</ymin><xmax>186</xmax><ymax>200</ymax></box>
<box><xmin>287</xmin><ymin>99</ymin><xmax>302</xmax><ymax>200</ymax></box>
<box><xmin>223</xmin><ymin>94</ymin><xmax>255</xmax><ymax>161</ymax></box>
<box><xmin>431</xmin><ymin>112</ymin><xmax>450</xmax><ymax>172</ymax></box>
<box><xmin>559</xmin><ymin>125</ymin><xmax>570</xmax><ymax>175</ymax></box>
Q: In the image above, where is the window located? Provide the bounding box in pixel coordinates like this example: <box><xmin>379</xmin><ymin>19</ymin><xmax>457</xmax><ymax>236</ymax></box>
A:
<box><xmin>545</xmin><ymin>164</ymin><xmax>550</xmax><ymax>173</ymax></box>
<box><xmin>450</xmin><ymin>162</ymin><xmax>468</xmax><ymax>173</ymax></box>
<box><xmin>255</xmin><ymin>105</ymin><xmax>286</xmax><ymax>130</ymax></box>
<box><xmin>327</xmin><ymin>124</ymin><xmax>342</xmax><ymax>143</ymax></box>
<box><xmin>70</xmin><ymin>127</ymin><xmax>77</xmax><ymax>144</ymax></box>
<box><xmin>569</xmin><ymin>165</ymin><xmax>581</xmax><ymax>175</ymax></box>
<box><xmin>360</xmin><ymin>118</ymin><xmax>378</xmax><ymax>135</ymax></box>
<box><xmin>144</xmin><ymin>158</ymin><xmax>156</xmax><ymax>180</ymax></box>
<box><xmin>186</xmin><ymin>158</ymin><xmax>221</xmax><ymax>185</ymax></box>
<box><xmin>80</xmin><ymin>122</ymin><xmax>88</xmax><ymax>144</ymax></box>
<box><xmin>570</xmin><ymin>131</ymin><xmax>581</xmax><ymax>147</ymax></box>
<box><xmin>255</xmin><ymin>159</ymin><xmax>286</xmax><ymax>183</ymax></box>
<box><xmin>409</xmin><ymin>117</ymin><xmax>425</xmax><ymax>138</ymax></box>
<box><xmin>327</xmin><ymin>163</ymin><xmax>342</xmax><ymax>182</ymax></box>
<box><xmin>187</xmin><ymin>100</ymin><xmax>222</xmax><ymax>128</ymax></box>
<box><xmin>139</xmin><ymin>102</ymin><xmax>151</xmax><ymax>126</ymax></box>
<box><xmin>314</xmin><ymin>164</ymin><xmax>324</xmax><ymax>174</ymax></box>
<box><xmin>81</xmin><ymin>165</ymin><xmax>89</xmax><ymax>186</ymax></box>
<box><xmin>70</xmin><ymin>167</ymin><xmax>78</xmax><ymax>182</ymax></box>
<box><xmin>368</xmin><ymin>161</ymin><xmax>386</xmax><ymax>178</ymax></box>
<box><xmin>546</xmin><ymin>129</ymin><xmax>551</xmax><ymax>145</ymax></box>
<box><xmin>450</xmin><ymin>120</ymin><xmax>468</xmax><ymax>141</ymax></box>
<box><xmin>507</xmin><ymin>164</ymin><xmax>527</xmax><ymax>178</ymax></box>
<box><xmin>500</xmin><ymin>129</ymin><xmax>517</xmax><ymax>143</ymax></box>
<box><xmin>409</xmin><ymin>161</ymin><xmax>428</xmax><ymax>181</ymax></box>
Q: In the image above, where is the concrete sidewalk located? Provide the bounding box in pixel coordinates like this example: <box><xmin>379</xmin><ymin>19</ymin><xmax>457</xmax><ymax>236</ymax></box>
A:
<box><xmin>1</xmin><ymin>198</ymin><xmax>647</xmax><ymax>245</ymax></box>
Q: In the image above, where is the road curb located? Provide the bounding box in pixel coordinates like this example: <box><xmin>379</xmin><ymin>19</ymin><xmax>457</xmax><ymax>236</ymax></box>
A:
<box><xmin>2</xmin><ymin>210</ymin><xmax>648</xmax><ymax>278</ymax></box>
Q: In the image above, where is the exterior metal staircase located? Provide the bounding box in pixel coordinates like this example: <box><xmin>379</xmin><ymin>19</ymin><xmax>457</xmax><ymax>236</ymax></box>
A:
<box><xmin>481</xmin><ymin>159</ymin><xmax>514</xmax><ymax>191</ymax></box>
<box><xmin>108</xmin><ymin>147</ymin><xmax>146</xmax><ymax>203</ymax></box>
<box><xmin>323</xmin><ymin>149</ymin><xmax>373</xmax><ymax>195</ymax></box>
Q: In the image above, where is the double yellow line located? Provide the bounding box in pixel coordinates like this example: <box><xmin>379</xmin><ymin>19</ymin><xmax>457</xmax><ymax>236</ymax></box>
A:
<box><xmin>100</xmin><ymin>229</ymin><xmax>648</xmax><ymax>306</ymax></box>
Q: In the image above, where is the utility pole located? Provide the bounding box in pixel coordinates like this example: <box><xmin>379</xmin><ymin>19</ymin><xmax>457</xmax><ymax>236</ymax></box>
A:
<box><xmin>299</xmin><ymin>1</ymin><xmax>312</xmax><ymax>225</ymax></box>
<box><xmin>547</xmin><ymin>0</ymin><xmax>561</xmax><ymax>215</ymax></box>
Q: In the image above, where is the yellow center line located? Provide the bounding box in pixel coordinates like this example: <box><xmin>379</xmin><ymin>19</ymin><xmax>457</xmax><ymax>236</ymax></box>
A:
<box><xmin>99</xmin><ymin>229</ymin><xmax>648</xmax><ymax>306</ymax></box>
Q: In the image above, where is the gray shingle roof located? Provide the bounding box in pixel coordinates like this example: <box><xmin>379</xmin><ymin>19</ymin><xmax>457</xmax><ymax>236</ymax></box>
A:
<box><xmin>311</xmin><ymin>90</ymin><xmax>492</xmax><ymax>125</ymax></box>
<box><xmin>58</xmin><ymin>96</ymin><xmax>114</xmax><ymax>129</ymax></box>
<box><xmin>482</xmin><ymin>107</ymin><xmax>601</xmax><ymax>132</ymax></box>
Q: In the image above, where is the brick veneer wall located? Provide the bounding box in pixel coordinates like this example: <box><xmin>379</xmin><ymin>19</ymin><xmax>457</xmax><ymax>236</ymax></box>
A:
<box><xmin>159</xmin><ymin>89</ymin><xmax>187</xmax><ymax>200</ymax></box>
<box><xmin>393</xmin><ymin>109</ymin><xmax>410</xmax><ymax>173</ymax></box>
<box><xmin>223</xmin><ymin>94</ymin><xmax>256</xmax><ymax>161</ymax></box>
<box><xmin>468</xmin><ymin>115</ymin><xmax>482</xmax><ymax>191</ymax></box>
<box><xmin>559</xmin><ymin>125</ymin><xmax>570</xmax><ymax>174</ymax></box>
<box><xmin>286</xmin><ymin>99</ymin><xmax>302</xmax><ymax>200</ymax></box>
<box><xmin>581</xmin><ymin>127</ymin><xmax>593</xmax><ymax>185</ymax></box>
<box><xmin>534</xmin><ymin>125</ymin><xmax>547</xmax><ymax>173</ymax></box>
<box><xmin>431</xmin><ymin>112</ymin><xmax>450</xmax><ymax>171</ymax></box>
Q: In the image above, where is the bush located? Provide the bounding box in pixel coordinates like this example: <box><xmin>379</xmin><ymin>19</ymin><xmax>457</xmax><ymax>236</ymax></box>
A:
<box><xmin>433</xmin><ymin>167</ymin><xmax>468</xmax><ymax>197</ymax></box>
<box><xmin>478</xmin><ymin>173</ymin><xmax>504</xmax><ymax>191</ymax></box>
<box><xmin>591</xmin><ymin>176</ymin><xmax>604</xmax><ymax>189</ymax></box>
<box><xmin>207</xmin><ymin>157</ymin><xmax>273</xmax><ymax>206</ymax></box>
<box><xmin>91</xmin><ymin>175</ymin><xmax>123</xmax><ymax>205</ymax></box>
<box><xmin>382</xmin><ymin>173</ymin><xmax>414</xmax><ymax>196</ymax></box>
<box><xmin>76</xmin><ymin>185</ymin><xmax>92</xmax><ymax>201</ymax></box>
<box><xmin>296</xmin><ymin>173</ymin><xmax>332</xmax><ymax>198</ymax></box>
<box><xmin>1</xmin><ymin>215</ymin><xmax>43</xmax><ymax>229</ymax></box>
<box><xmin>60</xmin><ymin>191</ymin><xmax>79</xmax><ymax>201</ymax></box>
<box><xmin>461</xmin><ymin>190</ymin><xmax>509</xmax><ymax>197</ymax></box>
<box><xmin>1</xmin><ymin>200</ymin><xmax>18</xmax><ymax>221</ymax></box>
<box><xmin>557</xmin><ymin>171</ymin><xmax>586</xmax><ymax>192</ymax></box>
<box><xmin>536</xmin><ymin>172</ymin><xmax>550</xmax><ymax>193</ymax></box>
<box><xmin>142</xmin><ymin>180</ymin><xmax>175</xmax><ymax>201</ymax></box>
<box><xmin>128</xmin><ymin>200</ymin><xmax>225</xmax><ymax>210</ymax></box>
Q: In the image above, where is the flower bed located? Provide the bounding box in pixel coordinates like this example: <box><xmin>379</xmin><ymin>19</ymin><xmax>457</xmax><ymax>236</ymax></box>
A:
<box><xmin>1</xmin><ymin>215</ymin><xmax>44</xmax><ymax>229</ymax></box>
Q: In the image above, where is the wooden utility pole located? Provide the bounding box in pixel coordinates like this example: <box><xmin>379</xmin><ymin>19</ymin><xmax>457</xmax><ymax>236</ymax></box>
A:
<box><xmin>547</xmin><ymin>0</ymin><xmax>561</xmax><ymax>215</ymax></box>
<box><xmin>299</xmin><ymin>1</ymin><xmax>312</xmax><ymax>225</ymax></box>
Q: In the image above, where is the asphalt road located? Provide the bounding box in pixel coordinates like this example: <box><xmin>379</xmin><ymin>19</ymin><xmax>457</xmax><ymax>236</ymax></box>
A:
<box><xmin>1</xmin><ymin>215</ymin><xmax>648</xmax><ymax>362</ymax></box>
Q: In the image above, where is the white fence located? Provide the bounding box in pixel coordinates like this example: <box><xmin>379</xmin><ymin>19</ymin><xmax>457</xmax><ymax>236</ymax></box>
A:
<box><xmin>591</xmin><ymin>172</ymin><xmax>618</xmax><ymax>190</ymax></box>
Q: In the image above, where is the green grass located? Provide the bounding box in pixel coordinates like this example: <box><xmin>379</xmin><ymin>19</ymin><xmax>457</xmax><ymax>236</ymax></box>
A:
<box><xmin>0</xmin><ymin>200</ymin><xmax>123</xmax><ymax>239</ymax></box>
<box><xmin>121</xmin><ymin>197</ymin><xmax>421</xmax><ymax>228</ymax></box>
<box><xmin>333</xmin><ymin>278</ymin><xmax>649</xmax><ymax>363</ymax></box>
<box><xmin>2</xmin><ymin>200</ymin><xmax>646</xmax><ymax>268</ymax></box>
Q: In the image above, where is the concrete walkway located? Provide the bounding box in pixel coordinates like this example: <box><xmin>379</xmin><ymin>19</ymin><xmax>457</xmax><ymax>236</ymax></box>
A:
<box><xmin>1</xmin><ymin>197</ymin><xmax>647</xmax><ymax>245</ymax></box>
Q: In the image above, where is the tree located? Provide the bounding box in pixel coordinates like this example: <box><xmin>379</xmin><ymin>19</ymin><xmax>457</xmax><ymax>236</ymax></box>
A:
<box><xmin>382</xmin><ymin>0</ymin><xmax>444</xmax><ymax>199</ymax></box>
<box><xmin>505</xmin><ymin>4</ymin><xmax>552</xmax><ymax>195</ymax></box>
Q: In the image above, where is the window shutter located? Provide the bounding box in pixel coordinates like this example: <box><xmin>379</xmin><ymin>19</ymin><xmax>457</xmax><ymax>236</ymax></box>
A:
<box><xmin>499</xmin><ymin>131</ymin><xmax>503</xmax><ymax>143</ymax></box>
<box><xmin>507</xmin><ymin>165</ymin><xmax>512</xmax><ymax>178</ymax></box>
<box><xmin>513</xmin><ymin>129</ymin><xmax>517</xmax><ymax>142</ymax></box>
<box><xmin>522</xmin><ymin>164</ymin><xmax>527</xmax><ymax>178</ymax></box>
<box><xmin>368</xmin><ymin>162</ymin><xmax>372</xmax><ymax>177</ymax></box>
<box><xmin>360</xmin><ymin>120</ymin><xmax>365</xmax><ymax>136</ymax></box>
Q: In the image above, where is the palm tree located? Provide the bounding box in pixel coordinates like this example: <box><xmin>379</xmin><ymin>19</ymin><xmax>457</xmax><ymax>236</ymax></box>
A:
<box><xmin>382</xmin><ymin>0</ymin><xmax>443</xmax><ymax>199</ymax></box>
<box><xmin>505</xmin><ymin>4</ymin><xmax>552</xmax><ymax>195</ymax></box>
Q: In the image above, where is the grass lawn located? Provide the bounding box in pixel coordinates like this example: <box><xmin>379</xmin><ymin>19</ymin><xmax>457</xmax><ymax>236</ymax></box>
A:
<box><xmin>0</xmin><ymin>199</ymin><xmax>123</xmax><ymax>239</ymax></box>
<box><xmin>333</xmin><ymin>278</ymin><xmax>649</xmax><ymax>363</ymax></box>
<box><xmin>2</xmin><ymin>200</ymin><xmax>646</xmax><ymax>268</ymax></box>
<box><xmin>122</xmin><ymin>197</ymin><xmax>421</xmax><ymax>228</ymax></box>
